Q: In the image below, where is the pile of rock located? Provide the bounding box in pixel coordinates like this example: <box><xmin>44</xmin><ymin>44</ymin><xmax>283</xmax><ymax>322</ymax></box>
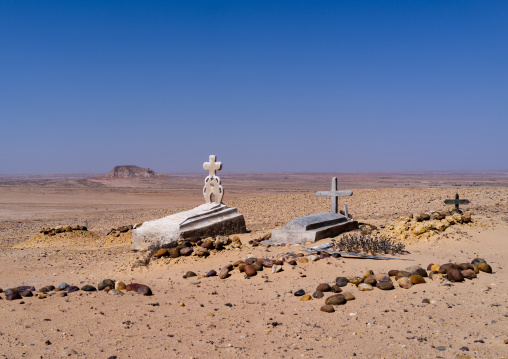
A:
<box><xmin>107</xmin><ymin>223</ymin><xmax>142</xmax><ymax>237</ymax></box>
<box><xmin>153</xmin><ymin>235</ymin><xmax>241</xmax><ymax>259</ymax></box>
<box><xmin>384</xmin><ymin>210</ymin><xmax>473</xmax><ymax>240</ymax></box>
<box><xmin>1</xmin><ymin>279</ymin><xmax>152</xmax><ymax>301</ymax></box>
<box><xmin>39</xmin><ymin>225</ymin><xmax>88</xmax><ymax>236</ymax></box>
<box><xmin>303</xmin><ymin>257</ymin><xmax>492</xmax><ymax>313</ymax></box>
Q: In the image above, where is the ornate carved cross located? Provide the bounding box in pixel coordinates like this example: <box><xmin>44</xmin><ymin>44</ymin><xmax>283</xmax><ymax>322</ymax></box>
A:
<box><xmin>202</xmin><ymin>155</ymin><xmax>224</xmax><ymax>204</ymax></box>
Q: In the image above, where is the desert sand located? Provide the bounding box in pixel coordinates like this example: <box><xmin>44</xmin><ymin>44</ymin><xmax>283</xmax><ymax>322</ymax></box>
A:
<box><xmin>0</xmin><ymin>172</ymin><xmax>507</xmax><ymax>358</ymax></box>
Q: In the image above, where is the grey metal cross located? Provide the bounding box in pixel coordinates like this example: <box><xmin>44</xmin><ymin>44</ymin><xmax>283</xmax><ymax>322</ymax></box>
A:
<box><xmin>315</xmin><ymin>177</ymin><xmax>353</xmax><ymax>214</ymax></box>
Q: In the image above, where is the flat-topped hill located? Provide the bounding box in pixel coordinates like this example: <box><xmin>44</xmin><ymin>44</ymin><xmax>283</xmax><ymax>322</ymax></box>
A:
<box><xmin>103</xmin><ymin>165</ymin><xmax>161</xmax><ymax>178</ymax></box>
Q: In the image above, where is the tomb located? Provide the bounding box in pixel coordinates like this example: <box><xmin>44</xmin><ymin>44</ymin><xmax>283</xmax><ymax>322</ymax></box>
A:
<box><xmin>268</xmin><ymin>177</ymin><xmax>358</xmax><ymax>244</ymax></box>
<box><xmin>131</xmin><ymin>155</ymin><xmax>246</xmax><ymax>250</ymax></box>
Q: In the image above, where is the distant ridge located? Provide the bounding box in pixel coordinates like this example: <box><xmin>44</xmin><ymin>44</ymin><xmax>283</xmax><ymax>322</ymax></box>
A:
<box><xmin>102</xmin><ymin>165</ymin><xmax>162</xmax><ymax>179</ymax></box>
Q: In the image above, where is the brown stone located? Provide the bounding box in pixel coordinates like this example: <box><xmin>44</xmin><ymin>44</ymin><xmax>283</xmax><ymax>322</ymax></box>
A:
<box><xmin>320</xmin><ymin>305</ymin><xmax>335</xmax><ymax>313</ymax></box>
<box><xmin>168</xmin><ymin>248</ymin><xmax>180</xmax><ymax>258</ymax></box>
<box><xmin>330</xmin><ymin>285</ymin><xmax>342</xmax><ymax>293</ymax></box>
<box><xmin>200</xmin><ymin>240</ymin><xmax>214</xmax><ymax>250</ymax></box>
<box><xmin>244</xmin><ymin>265</ymin><xmax>257</xmax><ymax>276</ymax></box>
<box><xmin>364</xmin><ymin>276</ymin><xmax>377</xmax><ymax>286</ymax></box>
<box><xmin>219</xmin><ymin>268</ymin><xmax>230</xmax><ymax>279</ymax></box>
<box><xmin>461</xmin><ymin>269</ymin><xmax>477</xmax><ymax>279</ymax></box>
<box><xmin>233</xmin><ymin>260</ymin><xmax>244</xmax><ymax>267</ymax></box>
<box><xmin>409</xmin><ymin>275</ymin><xmax>426</xmax><ymax>284</ymax></box>
<box><xmin>398</xmin><ymin>271</ymin><xmax>411</xmax><ymax>277</ymax></box>
<box><xmin>447</xmin><ymin>268</ymin><xmax>464</xmax><ymax>282</ymax></box>
<box><xmin>325</xmin><ymin>294</ymin><xmax>347</xmax><ymax>305</ymax></box>
<box><xmin>335</xmin><ymin>277</ymin><xmax>348</xmax><ymax>287</ymax></box>
<box><xmin>297</xmin><ymin>257</ymin><xmax>309</xmax><ymax>264</ymax></box>
<box><xmin>342</xmin><ymin>292</ymin><xmax>355</xmax><ymax>301</ymax></box>
<box><xmin>478</xmin><ymin>263</ymin><xmax>492</xmax><ymax>273</ymax></box>
<box><xmin>398</xmin><ymin>277</ymin><xmax>413</xmax><ymax>289</ymax></box>
<box><xmin>262</xmin><ymin>259</ymin><xmax>274</xmax><ymax>267</ymax></box>
<box><xmin>376</xmin><ymin>281</ymin><xmax>394</xmax><ymax>290</ymax></box>
<box><xmin>180</xmin><ymin>247</ymin><xmax>193</xmax><ymax>256</ymax></box>
<box><xmin>138</xmin><ymin>286</ymin><xmax>152</xmax><ymax>296</ymax></box>
<box><xmin>316</xmin><ymin>283</ymin><xmax>331</xmax><ymax>292</ymax></box>
<box><xmin>348</xmin><ymin>276</ymin><xmax>363</xmax><ymax>286</ymax></box>
<box><xmin>439</xmin><ymin>263</ymin><xmax>455</xmax><ymax>274</ymax></box>
<box><xmin>458</xmin><ymin>263</ymin><xmax>474</xmax><ymax>271</ymax></box>
<box><xmin>126</xmin><ymin>283</ymin><xmax>147</xmax><ymax>291</ymax></box>
<box><xmin>154</xmin><ymin>248</ymin><xmax>168</xmax><ymax>258</ymax></box>
<box><xmin>374</xmin><ymin>273</ymin><xmax>391</xmax><ymax>282</ymax></box>
<box><xmin>238</xmin><ymin>263</ymin><xmax>246</xmax><ymax>272</ymax></box>
<box><xmin>388</xmin><ymin>269</ymin><xmax>400</xmax><ymax>277</ymax></box>
<box><xmin>299</xmin><ymin>294</ymin><xmax>312</xmax><ymax>301</ymax></box>
<box><xmin>244</xmin><ymin>258</ymin><xmax>256</xmax><ymax>265</ymax></box>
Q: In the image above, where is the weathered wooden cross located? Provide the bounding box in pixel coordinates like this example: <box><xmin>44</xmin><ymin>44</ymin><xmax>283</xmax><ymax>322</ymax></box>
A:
<box><xmin>444</xmin><ymin>193</ymin><xmax>470</xmax><ymax>213</ymax></box>
<box><xmin>315</xmin><ymin>177</ymin><xmax>353</xmax><ymax>214</ymax></box>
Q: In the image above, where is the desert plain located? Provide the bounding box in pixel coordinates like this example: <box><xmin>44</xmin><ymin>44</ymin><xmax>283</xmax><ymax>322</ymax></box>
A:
<box><xmin>0</xmin><ymin>171</ymin><xmax>507</xmax><ymax>358</ymax></box>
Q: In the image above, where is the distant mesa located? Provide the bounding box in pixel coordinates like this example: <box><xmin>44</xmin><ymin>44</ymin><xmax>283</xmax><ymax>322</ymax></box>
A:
<box><xmin>102</xmin><ymin>165</ymin><xmax>163</xmax><ymax>179</ymax></box>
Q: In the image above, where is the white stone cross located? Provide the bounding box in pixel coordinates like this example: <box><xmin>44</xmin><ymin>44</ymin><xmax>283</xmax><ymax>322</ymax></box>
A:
<box><xmin>203</xmin><ymin>155</ymin><xmax>224</xmax><ymax>205</ymax></box>
<box><xmin>315</xmin><ymin>177</ymin><xmax>353</xmax><ymax>214</ymax></box>
<box><xmin>203</xmin><ymin>155</ymin><xmax>222</xmax><ymax>177</ymax></box>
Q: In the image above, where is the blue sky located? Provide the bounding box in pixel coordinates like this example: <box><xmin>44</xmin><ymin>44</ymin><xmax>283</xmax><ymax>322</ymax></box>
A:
<box><xmin>1</xmin><ymin>1</ymin><xmax>507</xmax><ymax>173</ymax></box>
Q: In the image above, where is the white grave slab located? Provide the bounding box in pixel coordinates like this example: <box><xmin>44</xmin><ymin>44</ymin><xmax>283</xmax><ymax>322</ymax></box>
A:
<box><xmin>131</xmin><ymin>155</ymin><xmax>246</xmax><ymax>250</ymax></box>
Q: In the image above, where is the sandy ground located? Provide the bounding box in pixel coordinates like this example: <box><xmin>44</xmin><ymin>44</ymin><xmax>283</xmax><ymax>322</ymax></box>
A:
<box><xmin>0</xmin><ymin>172</ymin><xmax>507</xmax><ymax>358</ymax></box>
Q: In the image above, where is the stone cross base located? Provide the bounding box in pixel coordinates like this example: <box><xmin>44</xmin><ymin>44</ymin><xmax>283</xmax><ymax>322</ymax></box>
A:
<box><xmin>131</xmin><ymin>203</ymin><xmax>246</xmax><ymax>250</ymax></box>
<box><xmin>268</xmin><ymin>212</ymin><xmax>358</xmax><ymax>245</ymax></box>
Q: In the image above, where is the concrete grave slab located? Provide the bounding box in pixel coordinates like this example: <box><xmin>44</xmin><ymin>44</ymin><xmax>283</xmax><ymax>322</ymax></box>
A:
<box><xmin>131</xmin><ymin>155</ymin><xmax>246</xmax><ymax>250</ymax></box>
<box><xmin>268</xmin><ymin>177</ymin><xmax>358</xmax><ymax>245</ymax></box>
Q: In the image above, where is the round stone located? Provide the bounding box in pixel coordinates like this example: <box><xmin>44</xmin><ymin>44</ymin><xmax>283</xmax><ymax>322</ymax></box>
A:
<box><xmin>376</xmin><ymin>281</ymin><xmax>394</xmax><ymax>290</ymax></box>
<box><xmin>335</xmin><ymin>277</ymin><xmax>348</xmax><ymax>287</ymax></box>
<box><xmin>180</xmin><ymin>247</ymin><xmax>193</xmax><ymax>256</ymax></box>
<box><xmin>4</xmin><ymin>288</ymin><xmax>18</xmax><ymax>296</ymax></box>
<box><xmin>330</xmin><ymin>284</ymin><xmax>342</xmax><ymax>293</ymax></box>
<box><xmin>297</xmin><ymin>257</ymin><xmax>309</xmax><ymax>264</ymax></box>
<box><xmin>325</xmin><ymin>294</ymin><xmax>347</xmax><ymax>305</ymax></box>
<box><xmin>409</xmin><ymin>275</ymin><xmax>426</xmax><ymax>284</ymax></box>
<box><xmin>364</xmin><ymin>276</ymin><xmax>377</xmax><ymax>286</ymax></box>
<box><xmin>430</xmin><ymin>264</ymin><xmax>441</xmax><ymax>272</ymax></box>
<box><xmin>261</xmin><ymin>259</ymin><xmax>274</xmax><ymax>268</ymax></box>
<box><xmin>374</xmin><ymin>273</ymin><xmax>390</xmax><ymax>282</ymax></box>
<box><xmin>294</xmin><ymin>289</ymin><xmax>305</xmax><ymax>297</ymax></box>
<box><xmin>186</xmin><ymin>271</ymin><xmax>197</xmax><ymax>278</ymax></box>
<box><xmin>461</xmin><ymin>269</ymin><xmax>477</xmax><ymax>279</ymax></box>
<box><xmin>313</xmin><ymin>291</ymin><xmax>324</xmax><ymax>299</ymax></box>
<box><xmin>98</xmin><ymin>279</ymin><xmax>115</xmax><ymax>291</ymax></box>
<box><xmin>471</xmin><ymin>258</ymin><xmax>486</xmax><ymax>266</ymax></box>
<box><xmin>138</xmin><ymin>286</ymin><xmax>152</xmax><ymax>296</ymax></box>
<box><xmin>299</xmin><ymin>294</ymin><xmax>312</xmax><ymax>301</ymax></box>
<box><xmin>342</xmin><ymin>292</ymin><xmax>355</xmax><ymax>301</ymax></box>
<box><xmin>447</xmin><ymin>268</ymin><xmax>464</xmax><ymax>282</ymax></box>
<box><xmin>19</xmin><ymin>290</ymin><xmax>33</xmax><ymax>297</ymax></box>
<box><xmin>238</xmin><ymin>263</ymin><xmax>246</xmax><ymax>272</ymax></box>
<box><xmin>244</xmin><ymin>265</ymin><xmax>257</xmax><ymax>276</ymax></box>
<box><xmin>439</xmin><ymin>263</ymin><xmax>455</xmax><ymax>274</ymax></box>
<box><xmin>348</xmin><ymin>276</ymin><xmax>363</xmax><ymax>286</ymax></box>
<box><xmin>6</xmin><ymin>293</ymin><xmax>22</xmax><ymax>300</ymax></box>
<box><xmin>358</xmin><ymin>283</ymin><xmax>373</xmax><ymax>291</ymax></box>
<box><xmin>66</xmin><ymin>286</ymin><xmax>79</xmax><ymax>293</ymax></box>
<box><xmin>219</xmin><ymin>268</ymin><xmax>230</xmax><ymax>279</ymax></box>
<box><xmin>388</xmin><ymin>270</ymin><xmax>400</xmax><ymax>277</ymax></box>
<box><xmin>478</xmin><ymin>263</ymin><xmax>492</xmax><ymax>273</ymax></box>
<box><xmin>81</xmin><ymin>285</ymin><xmax>96</xmax><ymax>292</ymax></box>
<box><xmin>320</xmin><ymin>305</ymin><xmax>335</xmax><ymax>313</ymax></box>
<box><xmin>57</xmin><ymin>292</ymin><xmax>67</xmax><ymax>297</ymax></box>
<box><xmin>316</xmin><ymin>283</ymin><xmax>331</xmax><ymax>292</ymax></box>
<box><xmin>58</xmin><ymin>283</ymin><xmax>69</xmax><ymax>290</ymax></box>
<box><xmin>253</xmin><ymin>262</ymin><xmax>263</xmax><ymax>271</ymax></box>
<box><xmin>200</xmin><ymin>240</ymin><xmax>214</xmax><ymax>250</ymax></box>
<box><xmin>205</xmin><ymin>270</ymin><xmax>217</xmax><ymax>277</ymax></box>
<box><xmin>398</xmin><ymin>277</ymin><xmax>413</xmax><ymax>289</ymax></box>
<box><xmin>154</xmin><ymin>248</ymin><xmax>168</xmax><ymax>258</ymax></box>
<box><xmin>115</xmin><ymin>281</ymin><xmax>126</xmax><ymax>290</ymax></box>
<box><xmin>108</xmin><ymin>289</ymin><xmax>124</xmax><ymax>296</ymax></box>
<box><xmin>168</xmin><ymin>248</ymin><xmax>180</xmax><ymax>258</ymax></box>
<box><xmin>458</xmin><ymin>263</ymin><xmax>474</xmax><ymax>271</ymax></box>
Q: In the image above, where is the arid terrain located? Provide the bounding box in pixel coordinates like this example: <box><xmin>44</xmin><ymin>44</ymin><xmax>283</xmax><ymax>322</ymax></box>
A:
<box><xmin>0</xmin><ymin>171</ymin><xmax>507</xmax><ymax>358</ymax></box>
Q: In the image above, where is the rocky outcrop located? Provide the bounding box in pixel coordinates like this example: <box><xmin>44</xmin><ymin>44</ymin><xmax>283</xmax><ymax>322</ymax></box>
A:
<box><xmin>103</xmin><ymin>165</ymin><xmax>161</xmax><ymax>178</ymax></box>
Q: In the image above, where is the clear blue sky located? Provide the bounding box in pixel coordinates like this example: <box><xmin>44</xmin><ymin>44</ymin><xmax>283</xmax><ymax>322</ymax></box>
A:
<box><xmin>1</xmin><ymin>1</ymin><xmax>507</xmax><ymax>173</ymax></box>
